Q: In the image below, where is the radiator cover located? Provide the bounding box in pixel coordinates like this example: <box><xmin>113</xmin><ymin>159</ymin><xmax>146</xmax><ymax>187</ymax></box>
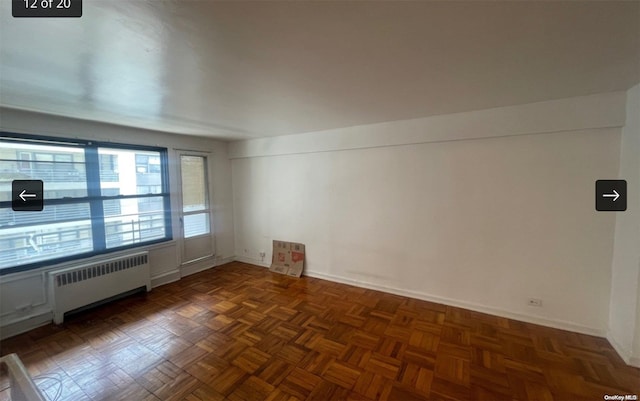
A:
<box><xmin>48</xmin><ymin>252</ymin><xmax>151</xmax><ymax>324</ymax></box>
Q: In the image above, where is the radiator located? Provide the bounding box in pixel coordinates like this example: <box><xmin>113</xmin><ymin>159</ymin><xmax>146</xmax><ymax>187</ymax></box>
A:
<box><xmin>47</xmin><ymin>252</ymin><xmax>151</xmax><ymax>324</ymax></box>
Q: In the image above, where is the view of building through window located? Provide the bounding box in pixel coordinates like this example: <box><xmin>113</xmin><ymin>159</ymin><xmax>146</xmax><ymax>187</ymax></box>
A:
<box><xmin>0</xmin><ymin>138</ymin><xmax>170</xmax><ymax>272</ymax></box>
<box><xmin>180</xmin><ymin>155</ymin><xmax>210</xmax><ymax>238</ymax></box>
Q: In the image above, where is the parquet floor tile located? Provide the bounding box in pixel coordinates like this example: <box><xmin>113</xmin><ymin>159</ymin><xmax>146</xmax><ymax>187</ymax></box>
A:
<box><xmin>1</xmin><ymin>261</ymin><xmax>638</xmax><ymax>400</ymax></box>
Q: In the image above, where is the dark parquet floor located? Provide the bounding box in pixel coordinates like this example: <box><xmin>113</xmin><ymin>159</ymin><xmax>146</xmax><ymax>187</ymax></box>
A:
<box><xmin>1</xmin><ymin>262</ymin><xmax>638</xmax><ymax>400</ymax></box>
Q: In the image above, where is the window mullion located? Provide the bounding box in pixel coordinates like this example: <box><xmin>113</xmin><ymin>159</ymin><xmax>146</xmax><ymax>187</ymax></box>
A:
<box><xmin>85</xmin><ymin>146</ymin><xmax>106</xmax><ymax>251</ymax></box>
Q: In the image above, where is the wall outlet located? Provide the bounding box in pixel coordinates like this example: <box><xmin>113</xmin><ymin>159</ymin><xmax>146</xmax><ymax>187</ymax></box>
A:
<box><xmin>527</xmin><ymin>298</ymin><xmax>543</xmax><ymax>307</ymax></box>
<box><xmin>259</xmin><ymin>251</ymin><xmax>266</xmax><ymax>258</ymax></box>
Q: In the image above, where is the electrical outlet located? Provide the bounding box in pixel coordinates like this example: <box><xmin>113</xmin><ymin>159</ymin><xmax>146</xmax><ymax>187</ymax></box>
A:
<box><xmin>259</xmin><ymin>251</ymin><xmax>266</xmax><ymax>258</ymax></box>
<box><xmin>528</xmin><ymin>298</ymin><xmax>542</xmax><ymax>307</ymax></box>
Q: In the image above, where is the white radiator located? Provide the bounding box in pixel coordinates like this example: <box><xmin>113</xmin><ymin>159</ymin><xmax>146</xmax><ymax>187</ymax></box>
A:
<box><xmin>47</xmin><ymin>252</ymin><xmax>151</xmax><ymax>324</ymax></box>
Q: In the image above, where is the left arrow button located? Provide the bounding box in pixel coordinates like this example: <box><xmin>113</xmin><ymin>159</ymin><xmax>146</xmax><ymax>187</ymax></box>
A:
<box><xmin>19</xmin><ymin>189</ymin><xmax>38</xmax><ymax>202</ymax></box>
<box><xmin>12</xmin><ymin>180</ymin><xmax>44</xmax><ymax>211</ymax></box>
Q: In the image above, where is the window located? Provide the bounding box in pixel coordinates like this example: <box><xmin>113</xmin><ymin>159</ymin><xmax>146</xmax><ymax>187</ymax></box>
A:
<box><xmin>180</xmin><ymin>155</ymin><xmax>210</xmax><ymax>238</ymax></box>
<box><xmin>0</xmin><ymin>134</ymin><xmax>172</xmax><ymax>274</ymax></box>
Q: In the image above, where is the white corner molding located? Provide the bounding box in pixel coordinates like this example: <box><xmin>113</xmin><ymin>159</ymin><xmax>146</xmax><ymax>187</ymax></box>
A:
<box><xmin>229</xmin><ymin>91</ymin><xmax>626</xmax><ymax>159</ymax></box>
<box><xmin>606</xmin><ymin>330</ymin><xmax>640</xmax><ymax>368</ymax></box>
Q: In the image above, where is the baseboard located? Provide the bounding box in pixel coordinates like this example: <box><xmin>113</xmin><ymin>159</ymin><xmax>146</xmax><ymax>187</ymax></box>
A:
<box><xmin>300</xmin><ymin>269</ymin><xmax>605</xmax><ymax>337</ymax></box>
<box><xmin>0</xmin><ymin>312</ymin><xmax>52</xmax><ymax>340</ymax></box>
<box><xmin>180</xmin><ymin>257</ymin><xmax>216</xmax><ymax>277</ymax></box>
<box><xmin>216</xmin><ymin>256</ymin><xmax>236</xmax><ymax>266</ymax></box>
<box><xmin>153</xmin><ymin>256</ymin><xmax>234</xmax><ymax>288</ymax></box>
<box><xmin>234</xmin><ymin>256</ymin><xmax>270</xmax><ymax>268</ymax></box>
<box><xmin>630</xmin><ymin>356</ymin><xmax>640</xmax><ymax>368</ymax></box>
<box><xmin>181</xmin><ymin>255</ymin><xmax>238</xmax><ymax>277</ymax></box>
<box><xmin>151</xmin><ymin>270</ymin><xmax>181</xmax><ymax>288</ymax></box>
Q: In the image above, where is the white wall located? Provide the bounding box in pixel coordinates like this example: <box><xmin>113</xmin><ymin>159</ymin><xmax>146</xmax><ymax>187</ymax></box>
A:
<box><xmin>0</xmin><ymin>108</ymin><xmax>235</xmax><ymax>338</ymax></box>
<box><xmin>231</xmin><ymin>92</ymin><xmax>626</xmax><ymax>336</ymax></box>
<box><xmin>608</xmin><ymin>84</ymin><xmax>640</xmax><ymax>367</ymax></box>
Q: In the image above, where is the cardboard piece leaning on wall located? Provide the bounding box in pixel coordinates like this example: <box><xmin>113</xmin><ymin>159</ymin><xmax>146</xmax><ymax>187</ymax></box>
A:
<box><xmin>270</xmin><ymin>240</ymin><xmax>305</xmax><ymax>278</ymax></box>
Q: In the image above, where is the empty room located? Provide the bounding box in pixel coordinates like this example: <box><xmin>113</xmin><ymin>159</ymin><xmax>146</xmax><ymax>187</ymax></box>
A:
<box><xmin>0</xmin><ymin>1</ymin><xmax>639</xmax><ymax>400</ymax></box>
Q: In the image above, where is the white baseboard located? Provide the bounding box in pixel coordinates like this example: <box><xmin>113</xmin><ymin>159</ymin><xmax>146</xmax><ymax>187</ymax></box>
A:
<box><xmin>0</xmin><ymin>312</ymin><xmax>52</xmax><ymax>340</ymax></box>
<box><xmin>153</xmin><ymin>256</ymin><xmax>234</xmax><ymax>287</ymax></box>
<box><xmin>299</xmin><ymin>269</ymin><xmax>605</xmax><ymax>337</ymax></box>
<box><xmin>181</xmin><ymin>255</ymin><xmax>237</xmax><ymax>277</ymax></box>
<box><xmin>151</xmin><ymin>270</ymin><xmax>181</xmax><ymax>288</ymax></box>
<box><xmin>180</xmin><ymin>257</ymin><xmax>216</xmax><ymax>277</ymax></box>
<box><xmin>234</xmin><ymin>256</ymin><xmax>270</xmax><ymax>268</ymax></box>
<box><xmin>216</xmin><ymin>256</ymin><xmax>236</xmax><ymax>266</ymax></box>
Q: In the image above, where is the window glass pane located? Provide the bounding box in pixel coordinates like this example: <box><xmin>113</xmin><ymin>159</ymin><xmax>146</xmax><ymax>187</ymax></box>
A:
<box><xmin>184</xmin><ymin>213</ymin><xmax>209</xmax><ymax>238</ymax></box>
<box><xmin>99</xmin><ymin>154</ymin><xmax>118</xmax><ymax>182</ymax></box>
<box><xmin>99</xmin><ymin>148</ymin><xmax>162</xmax><ymax>196</ymax></box>
<box><xmin>0</xmin><ymin>218</ymin><xmax>93</xmax><ymax>269</ymax></box>
<box><xmin>0</xmin><ymin>180</ymin><xmax>10</xmax><ymax>202</ymax></box>
<box><xmin>180</xmin><ymin>156</ymin><xmax>207</xmax><ymax>212</ymax></box>
<box><xmin>1</xmin><ymin>203</ymin><xmax>91</xmax><ymax>228</ymax></box>
<box><xmin>104</xmin><ymin>197</ymin><xmax>166</xmax><ymax>248</ymax></box>
<box><xmin>102</xmin><ymin>188</ymin><xmax>121</xmax><ymax>217</ymax></box>
<box><xmin>0</xmin><ymin>142</ymin><xmax>87</xmax><ymax>198</ymax></box>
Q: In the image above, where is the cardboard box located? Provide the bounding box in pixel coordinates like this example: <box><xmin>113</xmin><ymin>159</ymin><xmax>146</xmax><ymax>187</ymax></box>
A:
<box><xmin>270</xmin><ymin>240</ymin><xmax>305</xmax><ymax>277</ymax></box>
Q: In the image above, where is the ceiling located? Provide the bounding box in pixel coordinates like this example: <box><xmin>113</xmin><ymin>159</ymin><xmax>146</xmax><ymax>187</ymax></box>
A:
<box><xmin>1</xmin><ymin>1</ymin><xmax>639</xmax><ymax>141</ymax></box>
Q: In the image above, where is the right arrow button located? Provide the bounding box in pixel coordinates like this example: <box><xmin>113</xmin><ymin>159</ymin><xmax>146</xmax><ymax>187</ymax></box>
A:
<box><xmin>596</xmin><ymin>180</ymin><xmax>626</xmax><ymax>211</ymax></box>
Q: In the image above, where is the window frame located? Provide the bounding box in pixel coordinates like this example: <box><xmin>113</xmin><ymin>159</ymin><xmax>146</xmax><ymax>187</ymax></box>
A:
<box><xmin>0</xmin><ymin>132</ymin><xmax>173</xmax><ymax>275</ymax></box>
